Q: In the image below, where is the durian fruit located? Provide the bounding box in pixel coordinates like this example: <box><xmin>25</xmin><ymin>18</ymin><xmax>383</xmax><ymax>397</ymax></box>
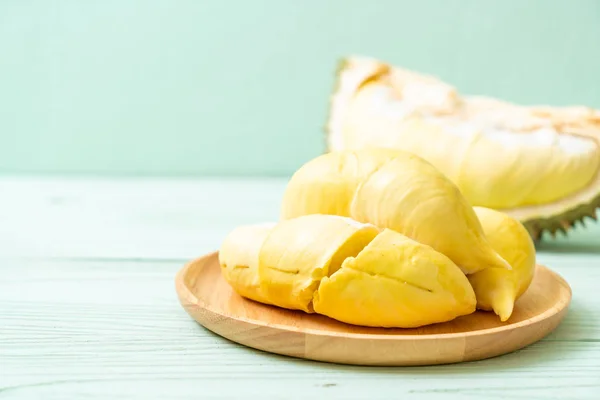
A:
<box><xmin>218</xmin><ymin>214</ymin><xmax>476</xmax><ymax>328</ymax></box>
<box><xmin>313</xmin><ymin>228</ymin><xmax>476</xmax><ymax>328</ymax></box>
<box><xmin>468</xmin><ymin>207</ymin><xmax>537</xmax><ymax>322</ymax></box>
<box><xmin>218</xmin><ymin>223</ymin><xmax>276</xmax><ymax>304</ymax></box>
<box><xmin>281</xmin><ymin>148</ymin><xmax>511</xmax><ymax>275</ymax></box>
<box><xmin>326</xmin><ymin>55</ymin><xmax>600</xmax><ymax>240</ymax></box>
<box><xmin>258</xmin><ymin>214</ymin><xmax>380</xmax><ymax>312</ymax></box>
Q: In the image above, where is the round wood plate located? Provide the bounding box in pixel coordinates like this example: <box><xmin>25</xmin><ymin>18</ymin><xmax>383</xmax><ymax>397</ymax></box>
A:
<box><xmin>175</xmin><ymin>252</ymin><xmax>571</xmax><ymax>366</ymax></box>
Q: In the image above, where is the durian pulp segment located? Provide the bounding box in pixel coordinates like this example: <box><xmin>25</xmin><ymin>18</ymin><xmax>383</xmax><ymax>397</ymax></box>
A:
<box><xmin>327</xmin><ymin>56</ymin><xmax>600</xmax><ymax>238</ymax></box>
<box><xmin>281</xmin><ymin>148</ymin><xmax>511</xmax><ymax>275</ymax></box>
<box><xmin>313</xmin><ymin>229</ymin><xmax>476</xmax><ymax>328</ymax></box>
<box><xmin>468</xmin><ymin>207</ymin><xmax>537</xmax><ymax>321</ymax></box>
<box><xmin>218</xmin><ymin>223</ymin><xmax>276</xmax><ymax>304</ymax></box>
<box><xmin>349</xmin><ymin>151</ymin><xmax>511</xmax><ymax>274</ymax></box>
<box><xmin>280</xmin><ymin>149</ymin><xmax>400</xmax><ymax>220</ymax></box>
<box><xmin>258</xmin><ymin>214</ymin><xmax>380</xmax><ymax>312</ymax></box>
<box><xmin>280</xmin><ymin>152</ymin><xmax>357</xmax><ymax>219</ymax></box>
<box><xmin>476</xmin><ymin>207</ymin><xmax>537</xmax><ymax>301</ymax></box>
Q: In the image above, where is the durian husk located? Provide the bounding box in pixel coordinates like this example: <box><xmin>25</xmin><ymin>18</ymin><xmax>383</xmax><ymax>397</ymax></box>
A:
<box><xmin>325</xmin><ymin>56</ymin><xmax>600</xmax><ymax>240</ymax></box>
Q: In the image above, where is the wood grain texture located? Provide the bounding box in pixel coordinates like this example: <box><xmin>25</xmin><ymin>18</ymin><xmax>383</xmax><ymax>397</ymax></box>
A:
<box><xmin>1</xmin><ymin>178</ymin><xmax>600</xmax><ymax>399</ymax></box>
<box><xmin>176</xmin><ymin>252</ymin><xmax>571</xmax><ymax>366</ymax></box>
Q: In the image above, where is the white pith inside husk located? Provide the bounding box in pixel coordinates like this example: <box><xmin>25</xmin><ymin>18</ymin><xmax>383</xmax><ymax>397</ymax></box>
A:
<box><xmin>326</xmin><ymin>56</ymin><xmax>600</xmax><ymax>235</ymax></box>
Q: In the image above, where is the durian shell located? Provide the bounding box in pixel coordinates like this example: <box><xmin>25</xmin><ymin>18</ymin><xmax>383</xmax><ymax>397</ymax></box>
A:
<box><xmin>325</xmin><ymin>56</ymin><xmax>600</xmax><ymax>240</ymax></box>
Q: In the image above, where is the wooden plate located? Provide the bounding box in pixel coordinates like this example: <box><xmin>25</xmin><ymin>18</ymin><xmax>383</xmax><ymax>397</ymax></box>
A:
<box><xmin>175</xmin><ymin>252</ymin><xmax>571</xmax><ymax>366</ymax></box>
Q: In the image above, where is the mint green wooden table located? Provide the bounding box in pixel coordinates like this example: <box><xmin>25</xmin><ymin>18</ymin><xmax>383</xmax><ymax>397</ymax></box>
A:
<box><xmin>1</xmin><ymin>177</ymin><xmax>599</xmax><ymax>399</ymax></box>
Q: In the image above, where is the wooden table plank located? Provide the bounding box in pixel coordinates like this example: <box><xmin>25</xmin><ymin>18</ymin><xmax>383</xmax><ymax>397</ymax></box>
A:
<box><xmin>1</xmin><ymin>258</ymin><xmax>599</xmax><ymax>399</ymax></box>
<box><xmin>0</xmin><ymin>177</ymin><xmax>285</xmax><ymax>259</ymax></box>
<box><xmin>1</xmin><ymin>177</ymin><xmax>600</xmax><ymax>399</ymax></box>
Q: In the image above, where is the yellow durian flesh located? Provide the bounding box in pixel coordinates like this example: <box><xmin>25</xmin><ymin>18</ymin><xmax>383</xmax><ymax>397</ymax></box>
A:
<box><xmin>468</xmin><ymin>207</ymin><xmax>537</xmax><ymax>322</ymax></box>
<box><xmin>350</xmin><ymin>150</ymin><xmax>511</xmax><ymax>275</ymax></box>
<box><xmin>313</xmin><ymin>229</ymin><xmax>476</xmax><ymax>328</ymax></box>
<box><xmin>280</xmin><ymin>149</ymin><xmax>399</xmax><ymax>218</ymax></box>
<box><xmin>281</xmin><ymin>148</ymin><xmax>511</xmax><ymax>275</ymax></box>
<box><xmin>218</xmin><ymin>223</ymin><xmax>275</xmax><ymax>304</ymax></box>
<box><xmin>258</xmin><ymin>214</ymin><xmax>380</xmax><ymax>312</ymax></box>
<box><xmin>327</xmin><ymin>56</ymin><xmax>600</xmax><ymax>237</ymax></box>
<box><xmin>340</xmin><ymin>80</ymin><xmax>600</xmax><ymax>210</ymax></box>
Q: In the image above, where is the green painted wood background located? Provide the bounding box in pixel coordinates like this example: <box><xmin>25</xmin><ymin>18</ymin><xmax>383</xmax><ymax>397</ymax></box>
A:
<box><xmin>1</xmin><ymin>0</ymin><xmax>599</xmax><ymax>176</ymax></box>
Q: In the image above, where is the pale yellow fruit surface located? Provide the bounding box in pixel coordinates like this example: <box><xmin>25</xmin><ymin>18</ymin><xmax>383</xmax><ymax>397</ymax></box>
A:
<box><xmin>219</xmin><ymin>215</ymin><xmax>477</xmax><ymax>328</ymax></box>
<box><xmin>281</xmin><ymin>147</ymin><xmax>511</xmax><ymax>275</ymax></box>
<box><xmin>339</xmin><ymin>82</ymin><xmax>600</xmax><ymax>209</ymax></box>
<box><xmin>218</xmin><ymin>223</ymin><xmax>275</xmax><ymax>304</ymax></box>
<box><xmin>468</xmin><ymin>207</ymin><xmax>537</xmax><ymax>321</ymax></box>
<box><xmin>327</xmin><ymin>56</ymin><xmax>600</xmax><ymax>237</ymax></box>
<box><xmin>258</xmin><ymin>214</ymin><xmax>380</xmax><ymax>312</ymax></box>
<box><xmin>279</xmin><ymin>148</ymin><xmax>399</xmax><ymax>218</ymax></box>
<box><xmin>313</xmin><ymin>229</ymin><xmax>476</xmax><ymax>328</ymax></box>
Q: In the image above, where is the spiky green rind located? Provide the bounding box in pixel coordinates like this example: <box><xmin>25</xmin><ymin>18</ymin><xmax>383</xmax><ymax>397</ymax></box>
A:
<box><xmin>524</xmin><ymin>194</ymin><xmax>600</xmax><ymax>241</ymax></box>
